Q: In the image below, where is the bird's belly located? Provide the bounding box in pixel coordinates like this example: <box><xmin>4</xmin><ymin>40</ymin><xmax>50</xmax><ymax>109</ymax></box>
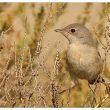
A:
<box><xmin>67</xmin><ymin>44</ymin><xmax>101</xmax><ymax>81</ymax></box>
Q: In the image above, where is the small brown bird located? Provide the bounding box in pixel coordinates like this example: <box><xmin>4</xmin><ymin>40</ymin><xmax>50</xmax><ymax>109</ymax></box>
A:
<box><xmin>55</xmin><ymin>23</ymin><xmax>103</xmax><ymax>86</ymax></box>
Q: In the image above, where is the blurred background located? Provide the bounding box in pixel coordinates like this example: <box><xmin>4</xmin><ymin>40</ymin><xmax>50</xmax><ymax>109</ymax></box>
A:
<box><xmin>0</xmin><ymin>3</ymin><xmax>110</xmax><ymax>107</ymax></box>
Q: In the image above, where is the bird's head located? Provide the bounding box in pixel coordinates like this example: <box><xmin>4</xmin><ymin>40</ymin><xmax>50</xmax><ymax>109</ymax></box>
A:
<box><xmin>55</xmin><ymin>23</ymin><xmax>96</xmax><ymax>46</ymax></box>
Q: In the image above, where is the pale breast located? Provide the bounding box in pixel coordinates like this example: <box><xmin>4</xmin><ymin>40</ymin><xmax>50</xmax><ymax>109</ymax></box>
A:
<box><xmin>67</xmin><ymin>43</ymin><xmax>102</xmax><ymax>82</ymax></box>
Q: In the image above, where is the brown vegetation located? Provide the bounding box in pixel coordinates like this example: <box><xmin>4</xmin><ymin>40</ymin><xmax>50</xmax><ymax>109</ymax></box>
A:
<box><xmin>0</xmin><ymin>3</ymin><xmax>110</xmax><ymax>107</ymax></box>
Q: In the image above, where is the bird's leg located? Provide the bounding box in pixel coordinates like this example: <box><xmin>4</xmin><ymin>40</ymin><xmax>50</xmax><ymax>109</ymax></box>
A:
<box><xmin>92</xmin><ymin>76</ymin><xmax>110</xmax><ymax>95</ymax></box>
<box><xmin>59</xmin><ymin>79</ymin><xmax>79</xmax><ymax>94</ymax></box>
<box><xmin>98</xmin><ymin>77</ymin><xmax>110</xmax><ymax>95</ymax></box>
<box><xmin>70</xmin><ymin>79</ymin><xmax>79</xmax><ymax>88</ymax></box>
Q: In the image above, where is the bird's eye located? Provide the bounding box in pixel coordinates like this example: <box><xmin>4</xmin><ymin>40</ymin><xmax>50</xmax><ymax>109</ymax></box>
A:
<box><xmin>70</xmin><ymin>28</ymin><xmax>75</xmax><ymax>33</ymax></box>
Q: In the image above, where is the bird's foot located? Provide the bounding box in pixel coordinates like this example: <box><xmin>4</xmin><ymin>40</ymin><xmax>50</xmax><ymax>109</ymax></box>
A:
<box><xmin>59</xmin><ymin>80</ymin><xmax>78</xmax><ymax>94</ymax></box>
<box><xmin>105</xmin><ymin>83</ymin><xmax>110</xmax><ymax>95</ymax></box>
<box><xmin>96</xmin><ymin>77</ymin><xmax>110</xmax><ymax>95</ymax></box>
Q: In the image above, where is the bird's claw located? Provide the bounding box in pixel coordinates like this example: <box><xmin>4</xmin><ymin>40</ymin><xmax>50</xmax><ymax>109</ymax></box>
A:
<box><xmin>105</xmin><ymin>83</ymin><xmax>110</xmax><ymax>95</ymax></box>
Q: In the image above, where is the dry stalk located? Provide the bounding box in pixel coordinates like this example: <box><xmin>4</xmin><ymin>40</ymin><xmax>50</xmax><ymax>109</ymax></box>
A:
<box><xmin>0</xmin><ymin>3</ymin><xmax>66</xmax><ymax>107</ymax></box>
<box><xmin>35</xmin><ymin>3</ymin><xmax>53</xmax><ymax>58</ymax></box>
<box><xmin>66</xmin><ymin>89</ymin><xmax>71</xmax><ymax>107</ymax></box>
<box><xmin>50</xmin><ymin>46</ymin><xmax>62</xmax><ymax>108</ymax></box>
<box><xmin>0</xmin><ymin>22</ymin><xmax>16</xmax><ymax>39</ymax></box>
<box><xmin>95</xmin><ymin>94</ymin><xmax>109</xmax><ymax>108</ymax></box>
<box><xmin>51</xmin><ymin>81</ymin><xmax>59</xmax><ymax>108</ymax></box>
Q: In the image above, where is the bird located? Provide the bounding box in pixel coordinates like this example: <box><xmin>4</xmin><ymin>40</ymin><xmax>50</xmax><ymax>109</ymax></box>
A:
<box><xmin>55</xmin><ymin>23</ymin><xmax>103</xmax><ymax>86</ymax></box>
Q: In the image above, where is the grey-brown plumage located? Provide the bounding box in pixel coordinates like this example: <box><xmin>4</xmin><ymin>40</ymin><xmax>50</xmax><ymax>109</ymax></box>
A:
<box><xmin>55</xmin><ymin>23</ymin><xmax>103</xmax><ymax>84</ymax></box>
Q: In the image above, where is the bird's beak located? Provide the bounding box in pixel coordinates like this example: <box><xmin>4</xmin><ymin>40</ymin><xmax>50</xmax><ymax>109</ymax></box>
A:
<box><xmin>54</xmin><ymin>29</ymin><xmax>63</xmax><ymax>33</ymax></box>
<box><xmin>54</xmin><ymin>28</ymin><xmax>69</xmax><ymax>39</ymax></box>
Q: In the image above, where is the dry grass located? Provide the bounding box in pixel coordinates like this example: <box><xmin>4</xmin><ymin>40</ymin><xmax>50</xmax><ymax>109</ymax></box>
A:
<box><xmin>0</xmin><ymin>3</ymin><xmax>110</xmax><ymax>108</ymax></box>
